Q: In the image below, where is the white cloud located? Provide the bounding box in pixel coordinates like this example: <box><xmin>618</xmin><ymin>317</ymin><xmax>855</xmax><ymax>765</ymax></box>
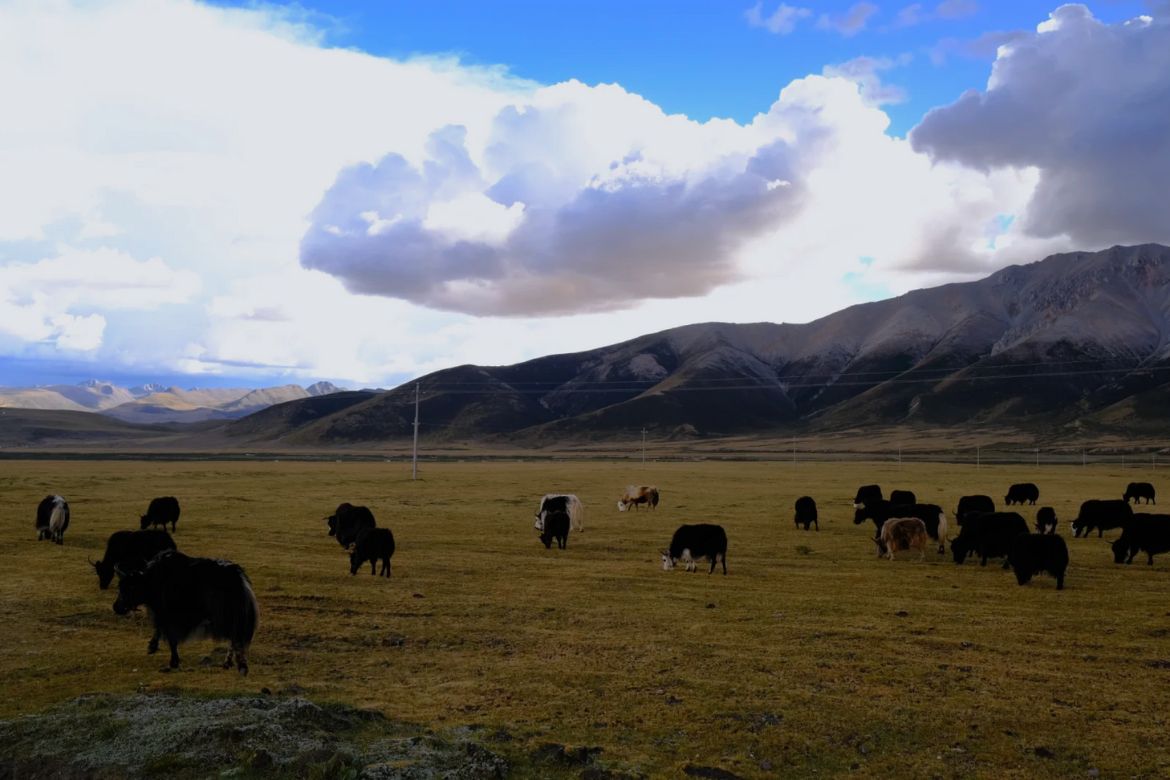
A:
<box><xmin>0</xmin><ymin>0</ymin><xmax>1086</xmax><ymax>385</ymax></box>
<box><xmin>0</xmin><ymin>247</ymin><xmax>196</xmax><ymax>352</ymax></box>
<box><xmin>822</xmin><ymin>55</ymin><xmax>913</xmax><ymax>106</ymax></box>
<box><xmin>817</xmin><ymin>2</ymin><xmax>880</xmax><ymax>37</ymax></box>
<box><xmin>745</xmin><ymin>2</ymin><xmax>812</xmax><ymax>34</ymax></box>
<box><xmin>912</xmin><ymin>5</ymin><xmax>1170</xmax><ymax>247</ymax></box>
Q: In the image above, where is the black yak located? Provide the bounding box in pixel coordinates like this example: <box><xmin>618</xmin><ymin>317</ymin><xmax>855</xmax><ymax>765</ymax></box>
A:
<box><xmin>113</xmin><ymin>550</ymin><xmax>258</xmax><ymax>674</ymax></box>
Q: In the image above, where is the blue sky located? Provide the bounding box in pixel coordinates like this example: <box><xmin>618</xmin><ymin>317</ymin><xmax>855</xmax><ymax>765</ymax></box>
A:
<box><xmin>219</xmin><ymin>0</ymin><xmax>1152</xmax><ymax>134</ymax></box>
<box><xmin>1</xmin><ymin>1</ymin><xmax>1167</xmax><ymax>390</ymax></box>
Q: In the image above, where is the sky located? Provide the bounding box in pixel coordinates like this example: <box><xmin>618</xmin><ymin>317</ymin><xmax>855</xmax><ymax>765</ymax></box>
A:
<box><xmin>1</xmin><ymin>0</ymin><xmax>1167</xmax><ymax>389</ymax></box>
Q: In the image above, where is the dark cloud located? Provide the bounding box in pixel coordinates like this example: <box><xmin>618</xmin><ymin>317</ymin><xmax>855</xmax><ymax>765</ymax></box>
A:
<box><xmin>300</xmin><ymin>119</ymin><xmax>806</xmax><ymax>316</ymax></box>
<box><xmin>912</xmin><ymin>6</ymin><xmax>1170</xmax><ymax>247</ymax></box>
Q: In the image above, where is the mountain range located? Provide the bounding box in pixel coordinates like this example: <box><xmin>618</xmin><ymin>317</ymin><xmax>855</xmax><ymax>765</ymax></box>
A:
<box><xmin>0</xmin><ymin>380</ymin><xmax>344</xmax><ymax>424</ymax></box>
<box><xmin>4</xmin><ymin>243</ymin><xmax>1170</xmax><ymax>449</ymax></box>
<box><xmin>219</xmin><ymin>243</ymin><xmax>1170</xmax><ymax>445</ymax></box>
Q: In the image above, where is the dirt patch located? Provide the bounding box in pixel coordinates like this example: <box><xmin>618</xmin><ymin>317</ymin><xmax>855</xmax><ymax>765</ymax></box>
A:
<box><xmin>0</xmin><ymin>692</ymin><xmax>507</xmax><ymax>778</ymax></box>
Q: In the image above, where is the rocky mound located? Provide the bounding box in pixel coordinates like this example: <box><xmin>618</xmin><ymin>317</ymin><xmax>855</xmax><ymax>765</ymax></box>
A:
<box><xmin>0</xmin><ymin>693</ymin><xmax>507</xmax><ymax>779</ymax></box>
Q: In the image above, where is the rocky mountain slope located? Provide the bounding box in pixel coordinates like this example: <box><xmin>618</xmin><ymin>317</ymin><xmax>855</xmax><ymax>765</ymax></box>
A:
<box><xmin>224</xmin><ymin>244</ymin><xmax>1170</xmax><ymax>444</ymax></box>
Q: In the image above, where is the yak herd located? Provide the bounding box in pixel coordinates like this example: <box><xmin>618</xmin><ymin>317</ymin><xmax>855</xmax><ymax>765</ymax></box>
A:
<box><xmin>25</xmin><ymin>476</ymin><xmax>1163</xmax><ymax>675</ymax></box>
<box><xmin>792</xmin><ymin>479</ymin><xmax>1162</xmax><ymax>591</ymax></box>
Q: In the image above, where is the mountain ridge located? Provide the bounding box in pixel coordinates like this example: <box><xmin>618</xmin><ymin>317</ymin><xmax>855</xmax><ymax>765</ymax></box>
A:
<box><xmin>220</xmin><ymin>243</ymin><xmax>1170</xmax><ymax>444</ymax></box>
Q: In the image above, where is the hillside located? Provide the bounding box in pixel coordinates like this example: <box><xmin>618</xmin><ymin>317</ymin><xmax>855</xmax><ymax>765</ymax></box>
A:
<box><xmin>224</xmin><ymin>244</ymin><xmax>1170</xmax><ymax>445</ymax></box>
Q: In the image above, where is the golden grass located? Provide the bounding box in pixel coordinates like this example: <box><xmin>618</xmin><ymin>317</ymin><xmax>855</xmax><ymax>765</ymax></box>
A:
<box><xmin>2</xmin><ymin>459</ymin><xmax>1170</xmax><ymax>777</ymax></box>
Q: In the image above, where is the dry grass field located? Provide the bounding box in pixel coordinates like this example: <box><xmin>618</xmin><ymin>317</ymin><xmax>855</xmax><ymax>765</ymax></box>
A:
<box><xmin>2</xmin><ymin>458</ymin><xmax>1170</xmax><ymax>777</ymax></box>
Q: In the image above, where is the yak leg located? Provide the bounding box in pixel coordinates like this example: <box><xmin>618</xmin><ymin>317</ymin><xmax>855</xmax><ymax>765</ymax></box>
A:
<box><xmin>236</xmin><ymin>647</ymin><xmax>248</xmax><ymax>676</ymax></box>
<box><xmin>370</xmin><ymin>560</ymin><xmax>376</xmax><ymax>575</ymax></box>
<box><xmin>167</xmin><ymin>636</ymin><xmax>181</xmax><ymax>669</ymax></box>
<box><xmin>147</xmin><ymin>628</ymin><xmax>161</xmax><ymax>655</ymax></box>
<box><xmin>223</xmin><ymin>648</ymin><xmax>235</xmax><ymax>669</ymax></box>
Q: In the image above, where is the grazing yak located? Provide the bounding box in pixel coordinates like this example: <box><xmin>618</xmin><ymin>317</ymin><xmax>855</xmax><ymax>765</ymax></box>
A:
<box><xmin>853</xmin><ymin>485</ymin><xmax>883</xmax><ymax>508</ymax></box>
<box><xmin>890</xmin><ymin>490</ymin><xmax>917</xmax><ymax>506</ymax></box>
<box><xmin>1123</xmin><ymin>482</ymin><xmax>1156</xmax><ymax>505</ymax></box>
<box><xmin>1035</xmin><ymin>507</ymin><xmax>1058</xmax><ymax>534</ymax></box>
<box><xmin>1004</xmin><ymin>483</ymin><xmax>1040</xmax><ymax>506</ymax></box>
<box><xmin>140</xmin><ymin>496</ymin><xmax>180</xmax><ymax>532</ymax></box>
<box><xmin>878</xmin><ymin>517</ymin><xmax>928</xmax><ymax>561</ymax></box>
<box><xmin>1008</xmin><ymin>534</ymin><xmax>1069</xmax><ymax>590</ymax></box>
<box><xmin>539</xmin><ymin>510</ymin><xmax>570</xmax><ymax>550</ymax></box>
<box><xmin>956</xmin><ymin>495</ymin><xmax>995</xmax><ymax>526</ymax></box>
<box><xmin>854</xmin><ymin>501</ymin><xmax>948</xmax><ymax>555</ymax></box>
<box><xmin>534</xmin><ymin>494</ymin><xmax>584</xmax><ymax>533</ymax></box>
<box><xmin>951</xmin><ymin>512</ymin><xmax>1028</xmax><ymax>567</ymax></box>
<box><xmin>139</xmin><ymin>498</ymin><xmax>180</xmax><ymax>533</ymax></box>
<box><xmin>662</xmin><ymin>524</ymin><xmax>727</xmax><ymax>574</ymax></box>
<box><xmin>794</xmin><ymin>496</ymin><xmax>818</xmax><ymax>531</ymax></box>
<box><xmin>1071</xmin><ymin>499</ymin><xmax>1134</xmax><ymax>538</ymax></box>
<box><xmin>113</xmin><ymin>550</ymin><xmax>258</xmax><ymax>674</ymax></box>
<box><xmin>326</xmin><ymin>503</ymin><xmax>376</xmax><ymax>548</ymax></box>
<box><xmin>35</xmin><ymin>495</ymin><xmax>70</xmax><ymax>545</ymax></box>
<box><xmin>350</xmin><ymin>527</ymin><xmax>395</xmax><ymax>577</ymax></box>
<box><xmin>1112</xmin><ymin>513</ymin><xmax>1170</xmax><ymax>565</ymax></box>
<box><xmin>618</xmin><ymin>485</ymin><xmax>660</xmax><ymax>512</ymax></box>
<box><xmin>91</xmin><ymin>529</ymin><xmax>177</xmax><ymax>590</ymax></box>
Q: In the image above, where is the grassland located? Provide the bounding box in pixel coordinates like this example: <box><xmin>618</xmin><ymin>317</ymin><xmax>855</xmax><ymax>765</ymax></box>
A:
<box><xmin>2</xmin><ymin>458</ymin><xmax>1170</xmax><ymax>777</ymax></box>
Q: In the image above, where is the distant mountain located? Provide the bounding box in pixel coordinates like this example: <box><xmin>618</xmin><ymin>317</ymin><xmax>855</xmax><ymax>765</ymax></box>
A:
<box><xmin>0</xmin><ymin>380</ymin><xmax>347</xmax><ymax>424</ymax></box>
<box><xmin>224</xmin><ymin>244</ymin><xmax>1170</xmax><ymax>445</ymax></box>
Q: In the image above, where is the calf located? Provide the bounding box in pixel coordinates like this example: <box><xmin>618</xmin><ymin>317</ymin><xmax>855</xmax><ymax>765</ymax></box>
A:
<box><xmin>539</xmin><ymin>510</ymin><xmax>570</xmax><ymax>549</ymax></box>
<box><xmin>534</xmin><ymin>494</ymin><xmax>584</xmax><ymax>532</ymax></box>
<box><xmin>1004</xmin><ymin>483</ymin><xmax>1040</xmax><ymax>506</ymax></box>
<box><xmin>349</xmin><ymin>527</ymin><xmax>395</xmax><ymax>577</ymax></box>
<box><xmin>854</xmin><ymin>501</ymin><xmax>948</xmax><ymax>555</ymax></box>
<box><xmin>140</xmin><ymin>496</ymin><xmax>180</xmax><ymax>532</ymax></box>
<box><xmin>950</xmin><ymin>512</ymin><xmax>1028</xmax><ymax>567</ymax></box>
<box><xmin>1008</xmin><ymin>534</ymin><xmax>1069</xmax><ymax>589</ymax></box>
<box><xmin>1035</xmin><ymin>507</ymin><xmax>1058</xmax><ymax>534</ymax></box>
<box><xmin>661</xmin><ymin>524</ymin><xmax>727</xmax><ymax>574</ymax></box>
<box><xmin>878</xmin><ymin>517</ymin><xmax>928</xmax><ymax>561</ymax></box>
<box><xmin>956</xmin><ymin>495</ymin><xmax>995</xmax><ymax>526</ymax></box>
<box><xmin>617</xmin><ymin>486</ymin><xmax>659</xmax><ymax>512</ymax></box>
<box><xmin>1111</xmin><ymin>513</ymin><xmax>1170</xmax><ymax>565</ymax></box>
<box><xmin>35</xmin><ymin>495</ymin><xmax>70</xmax><ymax>545</ymax></box>
<box><xmin>1123</xmin><ymin>482</ymin><xmax>1156</xmax><ymax>505</ymax></box>
<box><xmin>853</xmin><ymin>484</ymin><xmax>883</xmax><ymax>508</ymax></box>
<box><xmin>794</xmin><ymin>496</ymin><xmax>818</xmax><ymax>531</ymax></box>
<box><xmin>91</xmin><ymin>529</ymin><xmax>177</xmax><ymax>589</ymax></box>
<box><xmin>112</xmin><ymin>550</ymin><xmax>258</xmax><ymax>674</ymax></box>
<box><xmin>326</xmin><ymin>503</ymin><xmax>376</xmax><ymax>548</ymax></box>
<box><xmin>889</xmin><ymin>489</ymin><xmax>917</xmax><ymax>506</ymax></box>
<box><xmin>1071</xmin><ymin>499</ymin><xmax>1133</xmax><ymax>538</ymax></box>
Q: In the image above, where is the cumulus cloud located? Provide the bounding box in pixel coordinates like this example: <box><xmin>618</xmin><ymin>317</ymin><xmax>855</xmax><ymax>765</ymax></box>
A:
<box><xmin>817</xmin><ymin>2</ymin><xmax>880</xmax><ymax>36</ymax></box>
<box><xmin>0</xmin><ymin>0</ymin><xmax>1075</xmax><ymax>384</ymax></box>
<box><xmin>301</xmin><ymin>82</ymin><xmax>822</xmax><ymax>316</ymax></box>
<box><xmin>823</xmin><ymin>55</ymin><xmax>913</xmax><ymax>106</ymax></box>
<box><xmin>912</xmin><ymin>5</ymin><xmax>1170</xmax><ymax>247</ymax></box>
<box><xmin>745</xmin><ymin>2</ymin><xmax>812</xmax><ymax>34</ymax></box>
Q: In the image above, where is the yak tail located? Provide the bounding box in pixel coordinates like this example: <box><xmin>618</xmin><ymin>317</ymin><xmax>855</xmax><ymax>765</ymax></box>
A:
<box><xmin>568</xmin><ymin>495</ymin><xmax>584</xmax><ymax>532</ymax></box>
<box><xmin>49</xmin><ymin>500</ymin><xmax>68</xmax><ymax>535</ymax></box>
<box><xmin>936</xmin><ymin>511</ymin><xmax>948</xmax><ymax>552</ymax></box>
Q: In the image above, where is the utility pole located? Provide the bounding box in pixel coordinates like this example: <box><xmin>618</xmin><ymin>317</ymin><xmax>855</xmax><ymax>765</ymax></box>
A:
<box><xmin>1082</xmin><ymin>448</ymin><xmax>1086</xmax><ymax>468</ymax></box>
<box><xmin>411</xmin><ymin>383</ymin><xmax>420</xmax><ymax>481</ymax></box>
<box><xmin>976</xmin><ymin>446</ymin><xmax>980</xmax><ymax>470</ymax></box>
<box><xmin>1035</xmin><ymin>447</ymin><xmax>1039</xmax><ymax>468</ymax></box>
<box><xmin>641</xmin><ymin>427</ymin><xmax>647</xmax><ymax>464</ymax></box>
